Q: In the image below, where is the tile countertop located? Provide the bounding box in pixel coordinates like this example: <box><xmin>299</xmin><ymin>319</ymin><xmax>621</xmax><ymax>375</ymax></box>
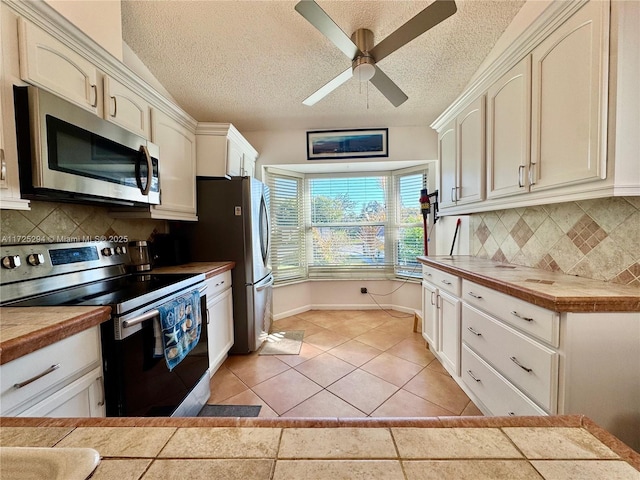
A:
<box><xmin>418</xmin><ymin>256</ymin><xmax>640</xmax><ymax>312</ymax></box>
<box><xmin>152</xmin><ymin>261</ymin><xmax>235</xmax><ymax>279</ymax></box>
<box><xmin>0</xmin><ymin>416</ymin><xmax>638</xmax><ymax>479</ymax></box>
<box><xmin>0</xmin><ymin>306</ymin><xmax>111</xmax><ymax>365</ymax></box>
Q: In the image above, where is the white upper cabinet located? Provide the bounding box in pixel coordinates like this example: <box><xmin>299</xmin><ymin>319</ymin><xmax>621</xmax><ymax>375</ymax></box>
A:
<box><xmin>530</xmin><ymin>0</ymin><xmax>608</xmax><ymax>191</ymax></box>
<box><xmin>438</xmin><ymin>96</ymin><xmax>485</xmax><ymax>209</ymax></box>
<box><xmin>196</xmin><ymin>123</ymin><xmax>259</xmax><ymax>179</ymax></box>
<box><xmin>18</xmin><ymin>18</ymin><xmax>100</xmax><ymax>115</ymax></box>
<box><xmin>103</xmin><ymin>76</ymin><xmax>151</xmax><ymax>139</ymax></box>
<box><xmin>457</xmin><ymin>96</ymin><xmax>485</xmax><ymax>205</ymax></box>
<box><xmin>487</xmin><ymin>56</ymin><xmax>531</xmax><ymax>199</ymax></box>
<box><xmin>150</xmin><ymin>109</ymin><xmax>197</xmax><ymax>220</ymax></box>
<box><xmin>0</xmin><ymin>6</ymin><xmax>29</xmax><ymax>210</ymax></box>
<box><xmin>438</xmin><ymin>120</ymin><xmax>457</xmax><ymax>208</ymax></box>
<box><xmin>430</xmin><ymin>0</ymin><xmax>631</xmax><ymax>214</ymax></box>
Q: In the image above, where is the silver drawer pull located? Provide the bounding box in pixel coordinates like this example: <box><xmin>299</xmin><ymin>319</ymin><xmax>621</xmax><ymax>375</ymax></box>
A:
<box><xmin>467</xmin><ymin>326</ymin><xmax>482</xmax><ymax>336</ymax></box>
<box><xmin>511</xmin><ymin>311</ymin><xmax>533</xmax><ymax>322</ymax></box>
<box><xmin>466</xmin><ymin>370</ymin><xmax>481</xmax><ymax>382</ymax></box>
<box><xmin>14</xmin><ymin>364</ymin><xmax>60</xmax><ymax>389</ymax></box>
<box><xmin>468</xmin><ymin>292</ymin><xmax>482</xmax><ymax>299</ymax></box>
<box><xmin>425</xmin><ymin>272</ymin><xmax>432</xmax><ymax>277</ymax></box>
<box><xmin>215</xmin><ymin>280</ymin><xmax>224</xmax><ymax>287</ymax></box>
<box><xmin>510</xmin><ymin>356</ymin><xmax>533</xmax><ymax>373</ymax></box>
<box><xmin>441</xmin><ymin>279</ymin><xmax>452</xmax><ymax>285</ymax></box>
<box><xmin>508</xmin><ymin>411</ymin><xmax>516</xmax><ymax>416</ymax></box>
<box><xmin>97</xmin><ymin>377</ymin><xmax>105</xmax><ymax>407</ymax></box>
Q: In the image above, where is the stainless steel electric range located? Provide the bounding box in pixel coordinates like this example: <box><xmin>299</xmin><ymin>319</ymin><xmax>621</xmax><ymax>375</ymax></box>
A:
<box><xmin>0</xmin><ymin>241</ymin><xmax>210</xmax><ymax>417</ymax></box>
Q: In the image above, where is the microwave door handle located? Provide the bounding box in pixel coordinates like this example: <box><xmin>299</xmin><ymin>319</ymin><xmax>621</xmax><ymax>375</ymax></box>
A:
<box><xmin>137</xmin><ymin>145</ymin><xmax>152</xmax><ymax>196</ymax></box>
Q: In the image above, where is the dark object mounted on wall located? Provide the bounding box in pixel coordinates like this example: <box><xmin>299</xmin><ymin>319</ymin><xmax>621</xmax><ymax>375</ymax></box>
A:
<box><xmin>306</xmin><ymin>128</ymin><xmax>388</xmax><ymax>160</ymax></box>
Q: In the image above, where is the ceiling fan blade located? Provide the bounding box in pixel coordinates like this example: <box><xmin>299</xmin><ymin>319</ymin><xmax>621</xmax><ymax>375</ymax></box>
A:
<box><xmin>369</xmin><ymin>66</ymin><xmax>408</xmax><ymax>107</ymax></box>
<box><xmin>294</xmin><ymin>0</ymin><xmax>361</xmax><ymax>59</ymax></box>
<box><xmin>370</xmin><ymin>0</ymin><xmax>457</xmax><ymax>63</ymax></box>
<box><xmin>302</xmin><ymin>67</ymin><xmax>353</xmax><ymax>106</ymax></box>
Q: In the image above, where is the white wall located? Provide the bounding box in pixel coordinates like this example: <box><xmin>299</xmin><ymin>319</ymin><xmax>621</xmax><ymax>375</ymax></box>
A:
<box><xmin>273</xmin><ymin>279</ymin><xmax>421</xmax><ymax>320</ymax></box>
<box><xmin>44</xmin><ymin>0</ymin><xmax>123</xmax><ymax>60</ymax></box>
<box><xmin>244</xmin><ymin>126</ymin><xmax>438</xmax><ymax>180</ymax></box>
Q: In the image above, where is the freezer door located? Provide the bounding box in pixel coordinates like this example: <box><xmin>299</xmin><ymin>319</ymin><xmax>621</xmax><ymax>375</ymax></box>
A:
<box><xmin>249</xmin><ymin>273</ymin><xmax>274</xmax><ymax>351</ymax></box>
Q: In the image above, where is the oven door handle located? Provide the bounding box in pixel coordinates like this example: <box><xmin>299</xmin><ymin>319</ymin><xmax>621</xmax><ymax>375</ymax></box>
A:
<box><xmin>122</xmin><ymin>285</ymin><xmax>207</xmax><ymax>329</ymax></box>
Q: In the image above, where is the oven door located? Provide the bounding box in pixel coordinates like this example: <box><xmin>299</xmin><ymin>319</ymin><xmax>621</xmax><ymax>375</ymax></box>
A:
<box><xmin>100</xmin><ymin>291</ymin><xmax>209</xmax><ymax>417</ymax></box>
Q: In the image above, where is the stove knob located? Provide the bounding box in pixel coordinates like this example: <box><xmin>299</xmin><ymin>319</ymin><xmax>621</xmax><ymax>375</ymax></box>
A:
<box><xmin>27</xmin><ymin>253</ymin><xmax>45</xmax><ymax>266</ymax></box>
<box><xmin>115</xmin><ymin>246</ymin><xmax>127</xmax><ymax>255</ymax></box>
<box><xmin>1</xmin><ymin>255</ymin><xmax>21</xmax><ymax>269</ymax></box>
<box><xmin>101</xmin><ymin>247</ymin><xmax>113</xmax><ymax>257</ymax></box>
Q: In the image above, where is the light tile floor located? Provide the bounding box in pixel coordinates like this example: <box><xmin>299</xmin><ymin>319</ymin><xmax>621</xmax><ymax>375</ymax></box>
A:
<box><xmin>208</xmin><ymin>309</ymin><xmax>483</xmax><ymax>418</ymax></box>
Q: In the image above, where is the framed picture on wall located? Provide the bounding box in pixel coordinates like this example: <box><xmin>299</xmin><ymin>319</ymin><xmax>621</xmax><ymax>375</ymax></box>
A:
<box><xmin>306</xmin><ymin>128</ymin><xmax>388</xmax><ymax>160</ymax></box>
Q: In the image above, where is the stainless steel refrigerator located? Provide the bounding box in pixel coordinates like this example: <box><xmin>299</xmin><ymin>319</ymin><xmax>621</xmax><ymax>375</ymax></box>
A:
<box><xmin>184</xmin><ymin>177</ymin><xmax>273</xmax><ymax>354</ymax></box>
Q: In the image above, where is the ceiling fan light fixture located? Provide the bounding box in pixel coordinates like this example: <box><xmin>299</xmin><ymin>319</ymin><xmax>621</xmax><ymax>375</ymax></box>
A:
<box><xmin>352</xmin><ymin>56</ymin><xmax>376</xmax><ymax>82</ymax></box>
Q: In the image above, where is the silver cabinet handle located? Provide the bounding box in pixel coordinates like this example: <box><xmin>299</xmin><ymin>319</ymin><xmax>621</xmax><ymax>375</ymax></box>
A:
<box><xmin>466</xmin><ymin>370</ymin><xmax>481</xmax><ymax>382</ymax></box>
<box><xmin>467</xmin><ymin>326</ymin><xmax>482</xmax><ymax>336</ymax></box>
<box><xmin>430</xmin><ymin>291</ymin><xmax>435</xmax><ymax>306</ymax></box>
<box><xmin>436</xmin><ymin>294</ymin><xmax>442</xmax><ymax>309</ymax></box>
<box><xmin>518</xmin><ymin>165</ymin><xmax>525</xmax><ymax>188</ymax></box>
<box><xmin>510</xmin><ymin>356</ymin><xmax>533</xmax><ymax>373</ymax></box>
<box><xmin>97</xmin><ymin>377</ymin><xmax>105</xmax><ymax>406</ymax></box>
<box><xmin>0</xmin><ymin>149</ymin><xmax>6</xmax><ymax>181</ymax></box>
<box><xmin>90</xmin><ymin>84</ymin><xmax>98</xmax><ymax>107</ymax></box>
<box><xmin>511</xmin><ymin>311</ymin><xmax>533</xmax><ymax>322</ymax></box>
<box><xmin>14</xmin><ymin>364</ymin><xmax>60</xmax><ymax>388</ymax></box>
<box><xmin>468</xmin><ymin>292</ymin><xmax>482</xmax><ymax>299</ymax></box>
<box><xmin>508</xmin><ymin>411</ymin><xmax>516</xmax><ymax>416</ymax></box>
<box><xmin>206</xmin><ymin>307</ymin><xmax>211</xmax><ymax>325</ymax></box>
<box><xmin>425</xmin><ymin>272</ymin><xmax>432</xmax><ymax>277</ymax></box>
<box><xmin>110</xmin><ymin>95</ymin><xmax>117</xmax><ymax>117</ymax></box>
<box><xmin>529</xmin><ymin>162</ymin><xmax>536</xmax><ymax>186</ymax></box>
<box><xmin>441</xmin><ymin>279</ymin><xmax>452</xmax><ymax>285</ymax></box>
<box><xmin>450</xmin><ymin>187</ymin><xmax>456</xmax><ymax>203</ymax></box>
<box><xmin>215</xmin><ymin>280</ymin><xmax>225</xmax><ymax>287</ymax></box>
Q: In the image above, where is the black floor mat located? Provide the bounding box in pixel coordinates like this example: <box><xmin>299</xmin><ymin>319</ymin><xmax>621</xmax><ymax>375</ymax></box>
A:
<box><xmin>198</xmin><ymin>404</ymin><xmax>261</xmax><ymax>417</ymax></box>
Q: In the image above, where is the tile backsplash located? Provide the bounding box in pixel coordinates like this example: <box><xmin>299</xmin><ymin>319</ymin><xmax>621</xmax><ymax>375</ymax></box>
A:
<box><xmin>471</xmin><ymin>197</ymin><xmax>640</xmax><ymax>286</ymax></box>
<box><xmin>1</xmin><ymin>201</ymin><xmax>166</xmax><ymax>245</ymax></box>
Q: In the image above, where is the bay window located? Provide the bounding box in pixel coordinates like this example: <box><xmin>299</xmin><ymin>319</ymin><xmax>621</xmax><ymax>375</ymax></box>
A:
<box><xmin>266</xmin><ymin>165</ymin><xmax>428</xmax><ymax>283</ymax></box>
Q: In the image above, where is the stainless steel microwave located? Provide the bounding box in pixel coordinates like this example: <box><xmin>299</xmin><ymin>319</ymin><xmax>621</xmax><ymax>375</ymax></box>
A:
<box><xmin>14</xmin><ymin>86</ymin><xmax>160</xmax><ymax>206</ymax></box>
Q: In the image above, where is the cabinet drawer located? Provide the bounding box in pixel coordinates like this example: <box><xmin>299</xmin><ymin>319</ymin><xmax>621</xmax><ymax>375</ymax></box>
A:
<box><xmin>0</xmin><ymin>328</ymin><xmax>101</xmax><ymax>415</ymax></box>
<box><xmin>423</xmin><ymin>265</ymin><xmax>460</xmax><ymax>296</ymax></box>
<box><xmin>462</xmin><ymin>280</ymin><xmax>559</xmax><ymax>346</ymax></box>
<box><xmin>462</xmin><ymin>345</ymin><xmax>547</xmax><ymax>417</ymax></box>
<box><xmin>462</xmin><ymin>304</ymin><xmax>558</xmax><ymax>412</ymax></box>
<box><xmin>205</xmin><ymin>271</ymin><xmax>232</xmax><ymax>299</ymax></box>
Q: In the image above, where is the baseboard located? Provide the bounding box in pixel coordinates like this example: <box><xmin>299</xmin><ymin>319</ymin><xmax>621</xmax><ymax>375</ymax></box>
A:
<box><xmin>273</xmin><ymin>304</ymin><xmax>420</xmax><ymax>321</ymax></box>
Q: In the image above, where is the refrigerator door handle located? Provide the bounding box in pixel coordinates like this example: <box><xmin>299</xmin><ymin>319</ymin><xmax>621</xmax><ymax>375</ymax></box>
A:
<box><xmin>255</xmin><ymin>274</ymin><xmax>274</xmax><ymax>292</ymax></box>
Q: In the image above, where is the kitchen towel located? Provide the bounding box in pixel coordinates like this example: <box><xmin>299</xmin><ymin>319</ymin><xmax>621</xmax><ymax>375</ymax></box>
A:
<box><xmin>154</xmin><ymin>289</ymin><xmax>201</xmax><ymax>371</ymax></box>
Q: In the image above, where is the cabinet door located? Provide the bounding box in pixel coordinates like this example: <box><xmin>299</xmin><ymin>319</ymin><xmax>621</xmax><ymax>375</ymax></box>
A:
<box><xmin>18</xmin><ymin>367</ymin><xmax>105</xmax><ymax>418</ymax></box>
<box><xmin>456</xmin><ymin>96</ymin><xmax>485</xmax><ymax>205</ymax></box>
<box><xmin>18</xmin><ymin>19</ymin><xmax>100</xmax><ymax>114</ymax></box>
<box><xmin>421</xmin><ymin>281</ymin><xmax>438</xmax><ymax>349</ymax></box>
<box><xmin>207</xmin><ymin>288</ymin><xmax>234</xmax><ymax>375</ymax></box>
<box><xmin>487</xmin><ymin>57</ymin><xmax>531</xmax><ymax>199</ymax></box>
<box><xmin>242</xmin><ymin>154</ymin><xmax>256</xmax><ymax>177</ymax></box>
<box><xmin>438</xmin><ymin>290</ymin><xmax>461</xmax><ymax>376</ymax></box>
<box><xmin>103</xmin><ymin>76</ymin><xmax>151</xmax><ymax>138</ymax></box>
<box><xmin>151</xmin><ymin>109</ymin><xmax>197</xmax><ymax>220</ymax></box>
<box><xmin>439</xmin><ymin>120</ymin><xmax>457</xmax><ymax>208</ymax></box>
<box><xmin>530</xmin><ymin>0</ymin><xmax>608</xmax><ymax>191</ymax></box>
<box><xmin>227</xmin><ymin>139</ymin><xmax>243</xmax><ymax>177</ymax></box>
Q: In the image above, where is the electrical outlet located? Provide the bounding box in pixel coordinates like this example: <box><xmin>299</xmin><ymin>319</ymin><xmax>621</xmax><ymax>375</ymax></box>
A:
<box><xmin>360</xmin><ymin>287</ymin><xmax>367</xmax><ymax>294</ymax></box>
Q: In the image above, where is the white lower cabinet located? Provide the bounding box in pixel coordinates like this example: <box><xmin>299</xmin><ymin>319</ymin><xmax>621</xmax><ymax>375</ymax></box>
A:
<box><xmin>421</xmin><ymin>265</ymin><xmax>461</xmax><ymax>376</ymax></box>
<box><xmin>0</xmin><ymin>327</ymin><xmax>105</xmax><ymax>417</ymax></box>
<box><xmin>438</xmin><ymin>291</ymin><xmax>461</xmax><ymax>377</ymax></box>
<box><xmin>205</xmin><ymin>271</ymin><xmax>234</xmax><ymax>375</ymax></box>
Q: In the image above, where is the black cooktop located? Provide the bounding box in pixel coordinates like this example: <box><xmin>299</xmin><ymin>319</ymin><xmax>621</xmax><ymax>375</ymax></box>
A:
<box><xmin>7</xmin><ymin>273</ymin><xmax>197</xmax><ymax>309</ymax></box>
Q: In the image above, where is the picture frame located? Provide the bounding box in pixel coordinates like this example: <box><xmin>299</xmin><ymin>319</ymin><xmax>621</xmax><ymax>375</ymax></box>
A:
<box><xmin>306</xmin><ymin>128</ymin><xmax>389</xmax><ymax>160</ymax></box>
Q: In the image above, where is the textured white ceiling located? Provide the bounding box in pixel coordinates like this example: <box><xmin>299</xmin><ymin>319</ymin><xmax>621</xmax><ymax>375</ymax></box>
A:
<box><xmin>121</xmin><ymin>0</ymin><xmax>524</xmax><ymax>132</ymax></box>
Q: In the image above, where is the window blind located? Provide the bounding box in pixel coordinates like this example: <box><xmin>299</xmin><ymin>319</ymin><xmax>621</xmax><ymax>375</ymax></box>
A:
<box><xmin>394</xmin><ymin>169</ymin><xmax>427</xmax><ymax>278</ymax></box>
<box><xmin>265</xmin><ymin>170</ymin><xmax>306</xmax><ymax>282</ymax></box>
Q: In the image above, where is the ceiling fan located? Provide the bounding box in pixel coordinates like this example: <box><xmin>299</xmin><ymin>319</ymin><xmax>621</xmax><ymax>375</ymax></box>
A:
<box><xmin>295</xmin><ymin>0</ymin><xmax>457</xmax><ymax>107</ymax></box>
